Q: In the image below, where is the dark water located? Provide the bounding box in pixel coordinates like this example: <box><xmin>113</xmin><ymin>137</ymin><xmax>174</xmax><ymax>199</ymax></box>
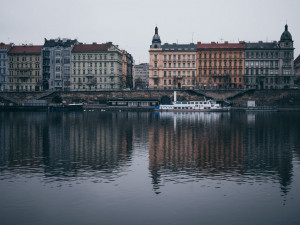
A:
<box><xmin>0</xmin><ymin>111</ymin><xmax>300</xmax><ymax>225</ymax></box>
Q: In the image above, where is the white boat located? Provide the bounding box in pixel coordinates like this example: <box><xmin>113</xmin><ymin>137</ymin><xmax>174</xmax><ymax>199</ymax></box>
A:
<box><xmin>154</xmin><ymin>91</ymin><xmax>230</xmax><ymax>112</ymax></box>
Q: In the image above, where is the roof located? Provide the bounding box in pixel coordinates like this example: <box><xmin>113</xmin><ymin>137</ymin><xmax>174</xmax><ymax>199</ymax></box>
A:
<box><xmin>8</xmin><ymin>45</ymin><xmax>43</xmax><ymax>54</ymax></box>
<box><xmin>43</xmin><ymin>38</ymin><xmax>78</xmax><ymax>48</ymax></box>
<box><xmin>162</xmin><ymin>43</ymin><xmax>196</xmax><ymax>51</ymax></box>
<box><xmin>245</xmin><ymin>42</ymin><xmax>279</xmax><ymax>50</ymax></box>
<box><xmin>295</xmin><ymin>54</ymin><xmax>300</xmax><ymax>64</ymax></box>
<box><xmin>0</xmin><ymin>43</ymin><xmax>12</xmax><ymax>50</ymax></box>
<box><xmin>280</xmin><ymin>24</ymin><xmax>293</xmax><ymax>42</ymax></box>
<box><xmin>197</xmin><ymin>42</ymin><xmax>244</xmax><ymax>50</ymax></box>
<box><xmin>72</xmin><ymin>43</ymin><xmax>110</xmax><ymax>52</ymax></box>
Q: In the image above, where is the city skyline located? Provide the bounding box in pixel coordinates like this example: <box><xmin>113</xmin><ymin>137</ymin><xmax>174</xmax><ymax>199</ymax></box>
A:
<box><xmin>1</xmin><ymin>0</ymin><xmax>299</xmax><ymax>63</ymax></box>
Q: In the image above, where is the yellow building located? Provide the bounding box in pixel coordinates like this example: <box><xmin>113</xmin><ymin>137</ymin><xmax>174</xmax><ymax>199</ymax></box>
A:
<box><xmin>8</xmin><ymin>45</ymin><xmax>42</xmax><ymax>91</ymax></box>
<box><xmin>71</xmin><ymin>43</ymin><xmax>124</xmax><ymax>90</ymax></box>
<box><xmin>149</xmin><ymin>27</ymin><xmax>197</xmax><ymax>89</ymax></box>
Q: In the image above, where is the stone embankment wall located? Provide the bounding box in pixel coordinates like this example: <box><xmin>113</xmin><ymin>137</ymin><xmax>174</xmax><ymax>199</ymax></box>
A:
<box><xmin>1</xmin><ymin>89</ymin><xmax>300</xmax><ymax>108</ymax></box>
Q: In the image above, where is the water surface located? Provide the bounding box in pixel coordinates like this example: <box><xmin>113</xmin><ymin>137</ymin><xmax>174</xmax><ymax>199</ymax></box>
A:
<box><xmin>0</xmin><ymin>111</ymin><xmax>300</xmax><ymax>225</ymax></box>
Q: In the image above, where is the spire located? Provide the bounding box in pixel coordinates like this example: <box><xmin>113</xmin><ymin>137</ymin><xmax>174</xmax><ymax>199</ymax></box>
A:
<box><xmin>151</xmin><ymin>26</ymin><xmax>161</xmax><ymax>48</ymax></box>
<box><xmin>280</xmin><ymin>24</ymin><xmax>292</xmax><ymax>42</ymax></box>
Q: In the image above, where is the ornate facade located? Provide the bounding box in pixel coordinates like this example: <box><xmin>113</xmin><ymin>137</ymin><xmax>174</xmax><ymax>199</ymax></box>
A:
<box><xmin>71</xmin><ymin>43</ymin><xmax>124</xmax><ymax>90</ymax></box>
<box><xmin>197</xmin><ymin>42</ymin><xmax>245</xmax><ymax>89</ymax></box>
<box><xmin>42</xmin><ymin>38</ymin><xmax>78</xmax><ymax>91</ymax></box>
<box><xmin>244</xmin><ymin>25</ymin><xmax>295</xmax><ymax>89</ymax></box>
<box><xmin>7</xmin><ymin>45</ymin><xmax>42</xmax><ymax>91</ymax></box>
<box><xmin>149</xmin><ymin>27</ymin><xmax>197</xmax><ymax>89</ymax></box>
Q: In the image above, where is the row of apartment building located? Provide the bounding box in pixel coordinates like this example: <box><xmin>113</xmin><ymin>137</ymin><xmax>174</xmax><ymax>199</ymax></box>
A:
<box><xmin>0</xmin><ymin>39</ymin><xmax>133</xmax><ymax>92</ymax></box>
<box><xmin>149</xmin><ymin>25</ymin><xmax>296</xmax><ymax>89</ymax></box>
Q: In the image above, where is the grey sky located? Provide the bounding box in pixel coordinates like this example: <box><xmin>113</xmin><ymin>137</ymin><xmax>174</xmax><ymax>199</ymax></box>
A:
<box><xmin>1</xmin><ymin>0</ymin><xmax>299</xmax><ymax>63</ymax></box>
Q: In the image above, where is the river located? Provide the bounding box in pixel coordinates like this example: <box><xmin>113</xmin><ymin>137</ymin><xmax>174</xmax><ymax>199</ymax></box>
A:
<box><xmin>0</xmin><ymin>111</ymin><xmax>300</xmax><ymax>225</ymax></box>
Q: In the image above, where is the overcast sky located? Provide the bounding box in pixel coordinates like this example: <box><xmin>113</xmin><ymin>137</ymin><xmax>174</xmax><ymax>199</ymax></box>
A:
<box><xmin>1</xmin><ymin>0</ymin><xmax>299</xmax><ymax>63</ymax></box>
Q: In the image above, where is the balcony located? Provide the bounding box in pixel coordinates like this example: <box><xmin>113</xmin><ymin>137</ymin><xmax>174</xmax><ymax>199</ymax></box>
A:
<box><xmin>86</xmin><ymin>72</ymin><xmax>94</xmax><ymax>78</ymax></box>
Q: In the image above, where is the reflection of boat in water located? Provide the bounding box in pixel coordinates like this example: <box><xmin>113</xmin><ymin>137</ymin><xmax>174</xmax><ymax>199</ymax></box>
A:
<box><xmin>246</xmin><ymin>106</ymin><xmax>278</xmax><ymax>112</ymax></box>
<box><xmin>157</xmin><ymin>111</ymin><xmax>227</xmax><ymax>123</ymax></box>
<box><xmin>48</xmin><ymin>103</ymin><xmax>83</xmax><ymax>112</ymax></box>
<box><xmin>154</xmin><ymin>91</ymin><xmax>230</xmax><ymax>112</ymax></box>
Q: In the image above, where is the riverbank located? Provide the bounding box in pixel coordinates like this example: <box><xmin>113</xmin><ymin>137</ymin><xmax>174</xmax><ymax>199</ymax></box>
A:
<box><xmin>1</xmin><ymin>104</ymin><xmax>300</xmax><ymax>112</ymax></box>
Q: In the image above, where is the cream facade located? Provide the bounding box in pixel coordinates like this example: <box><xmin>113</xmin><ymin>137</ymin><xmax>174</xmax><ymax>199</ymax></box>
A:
<box><xmin>8</xmin><ymin>45</ymin><xmax>42</xmax><ymax>92</ymax></box>
<box><xmin>149</xmin><ymin>27</ymin><xmax>197</xmax><ymax>89</ymax></box>
<box><xmin>71</xmin><ymin>43</ymin><xmax>124</xmax><ymax>90</ymax></box>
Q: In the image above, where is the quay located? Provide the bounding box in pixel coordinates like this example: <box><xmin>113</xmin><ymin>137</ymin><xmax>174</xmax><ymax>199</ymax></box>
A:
<box><xmin>0</xmin><ymin>89</ymin><xmax>300</xmax><ymax>112</ymax></box>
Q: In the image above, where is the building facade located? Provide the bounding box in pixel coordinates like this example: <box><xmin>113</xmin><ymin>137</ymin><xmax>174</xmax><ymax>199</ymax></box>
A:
<box><xmin>8</xmin><ymin>45</ymin><xmax>42</xmax><ymax>91</ymax></box>
<box><xmin>134</xmin><ymin>63</ymin><xmax>149</xmax><ymax>89</ymax></box>
<box><xmin>71</xmin><ymin>42</ymin><xmax>124</xmax><ymax>90</ymax></box>
<box><xmin>244</xmin><ymin>42</ymin><xmax>281</xmax><ymax>89</ymax></box>
<box><xmin>244</xmin><ymin>25</ymin><xmax>295</xmax><ymax>89</ymax></box>
<box><xmin>197</xmin><ymin>42</ymin><xmax>245</xmax><ymax>89</ymax></box>
<box><xmin>149</xmin><ymin>27</ymin><xmax>197</xmax><ymax>89</ymax></box>
<box><xmin>294</xmin><ymin>54</ymin><xmax>300</xmax><ymax>84</ymax></box>
<box><xmin>278</xmin><ymin>24</ymin><xmax>294</xmax><ymax>88</ymax></box>
<box><xmin>0</xmin><ymin>43</ymin><xmax>12</xmax><ymax>91</ymax></box>
<box><xmin>122</xmin><ymin>51</ymin><xmax>134</xmax><ymax>89</ymax></box>
<box><xmin>42</xmin><ymin>38</ymin><xmax>78</xmax><ymax>91</ymax></box>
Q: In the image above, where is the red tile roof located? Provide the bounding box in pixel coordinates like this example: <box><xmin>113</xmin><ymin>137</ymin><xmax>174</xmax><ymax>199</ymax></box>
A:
<box><xmin>0</xmin><ymin>43</ymin><xmax>12</xmax><ymax>50</ymax></box>
<box><xmin>72</xmin><ymin>44</ymin><xmax>110</xmax><ymax>52</ymax></box>
<box><xmin>9</xmin><ymin>45</ymin><xmax>43</xmax><ymax>54</ymax></box>
<box><xmin>197</xmin><ymin>42</ymin><xmax>244</xmax><ymax>50</ymax></box>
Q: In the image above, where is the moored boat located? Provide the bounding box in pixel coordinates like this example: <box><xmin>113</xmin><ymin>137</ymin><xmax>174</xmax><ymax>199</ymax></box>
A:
<box><xmin>245</xmin><ymin>106</ymin><xmax>278</xmax><ymax>112</ymax></box>
<box><xmin>48</xmin><ymin>103</ymin><xmax>83</xmax><ymax>112</ymax></box>
<box><xmin>154</xmin><ymin>91</ymin><xmax>230</xmax><ymax>112</ymax></box>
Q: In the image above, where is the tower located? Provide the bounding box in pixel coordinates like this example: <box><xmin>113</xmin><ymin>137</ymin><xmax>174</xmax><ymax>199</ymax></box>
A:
<box><xmin>279</xmin><ymin>24</ymin><xmax>294</xmax><ymax>88</ymax></box>
<box><xmin>150</xmin><ymin>26</ymin><xmax>161</xmax><ymax>48</ymax></box>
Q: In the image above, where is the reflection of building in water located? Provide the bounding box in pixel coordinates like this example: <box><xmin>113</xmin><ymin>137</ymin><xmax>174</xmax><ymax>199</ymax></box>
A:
<box><xmin>244</xmin><ymin>113</ymin><xmax>298</xmax><ymax>195</ymax></box>
<box><xmin>149</xmin><ymin>112</ymin><xmax>244</xmax><ymax>193</ymax></box>
<box><xmin>149</xmin><ymin>112</ymin><xmax>299</xmax><ymax>195</ymax></box>
<box><xmin>0</xmin><ymin>112</ymin><xmax>151</xmax><ymax>180</ymax></box>
<box><xmin>44</xmin><ymin>112</ymin><xmax>136</xmax><ymax>174</ymax></box>
<box><xmin>0</xmin><ymin>112</ymin><xmax>46</xmax><ymax>167</ymax></box>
